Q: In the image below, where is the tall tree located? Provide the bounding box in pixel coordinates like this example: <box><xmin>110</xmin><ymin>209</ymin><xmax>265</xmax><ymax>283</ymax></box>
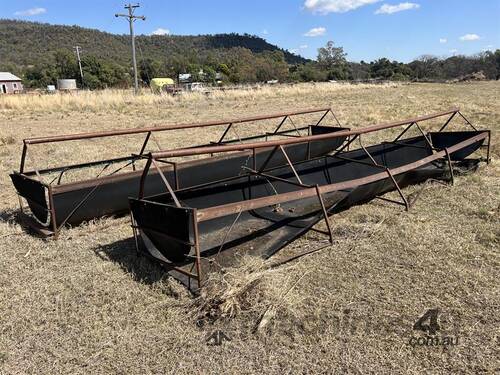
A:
<box><xmin>54</xmin><ymin>49</ymin><xmax>78</xmax><ymax>79</ymax></box>
<box><xmin>317</xmin><ymin>41</ymin><xmax>347</xmax><ymax>69</ymax></box>
<box><xmin>317</xmin><ymin>41</ymin><xmax>350</xmax><ymax>80</ymax></box>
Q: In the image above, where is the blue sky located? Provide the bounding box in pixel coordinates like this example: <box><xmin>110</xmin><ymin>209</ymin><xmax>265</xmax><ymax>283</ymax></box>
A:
<box><xmin>2</xmin><ymin>0</ymin><xmax>499</xmax><ymax>62</ymax></box>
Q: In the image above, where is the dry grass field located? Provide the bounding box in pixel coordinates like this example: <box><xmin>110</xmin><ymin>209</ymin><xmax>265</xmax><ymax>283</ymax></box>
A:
<box><xmin>0</xmin><ymin>82</ymin><xmax>498</xmax><ymax>374</ymax></box>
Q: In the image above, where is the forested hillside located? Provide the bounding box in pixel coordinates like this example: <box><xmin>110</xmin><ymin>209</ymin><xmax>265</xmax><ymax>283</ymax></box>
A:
<box><xmin>0</xmin><ymin>19</ymin><xmax>306</xmax><ymax>67</ymax></box>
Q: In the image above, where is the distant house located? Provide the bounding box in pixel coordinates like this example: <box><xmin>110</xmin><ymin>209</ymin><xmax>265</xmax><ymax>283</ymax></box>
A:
<box><xmin>0</xmin><ymin>72</ymin><xmax>23</xmax><ymax>94</ymax></box>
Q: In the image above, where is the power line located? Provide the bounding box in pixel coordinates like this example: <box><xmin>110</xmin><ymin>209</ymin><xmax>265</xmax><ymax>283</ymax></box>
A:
<box><xmin>135</xmin><ymin>39</ymin><xmax>152</xmax><ymax>92</ymax></box>
<box><xmin>74</xmin><ymin>46</ymin><xmax>84</xmax><ymax>88</ymax></box>
<box><xmin>115</xmin><ymin>3</ymin><xmax>146</xmax><ymax>94</ymax></box>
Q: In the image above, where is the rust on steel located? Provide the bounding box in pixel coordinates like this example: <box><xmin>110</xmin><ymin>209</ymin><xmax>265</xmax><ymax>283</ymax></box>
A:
<box><xmin>195</xmin><ymin>132</ymin><xmax>488</xmax><ymax>222</ymax></box>
<box><xmin>23</xmin><ymin>107</ymin><xmax>331</xmax><ymax>145</ymax></box>
<box><xmin>152</xmin><ymin>108</ymin><xmax>460</xmax><ymax>159</ymax></box>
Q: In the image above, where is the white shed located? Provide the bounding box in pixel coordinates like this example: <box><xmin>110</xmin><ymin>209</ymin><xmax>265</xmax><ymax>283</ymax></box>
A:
<box><xmin>0</xmin><ymin>72</ymin><xmax>23</xmax><ymax>94</ymax></box>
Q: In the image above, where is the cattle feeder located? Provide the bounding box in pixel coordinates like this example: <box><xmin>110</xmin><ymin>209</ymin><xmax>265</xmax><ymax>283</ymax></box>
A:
<box><xmin>129</xmin><ymin>108</ymin><xmax>491</xmax><ymax>291</ymax></box>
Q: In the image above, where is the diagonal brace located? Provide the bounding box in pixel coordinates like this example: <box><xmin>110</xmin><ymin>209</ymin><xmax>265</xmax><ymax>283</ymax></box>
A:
<box><xmin>151</xmin><ymin>159</ymin><xmax>181</xmax><ymax>208</ymax></box>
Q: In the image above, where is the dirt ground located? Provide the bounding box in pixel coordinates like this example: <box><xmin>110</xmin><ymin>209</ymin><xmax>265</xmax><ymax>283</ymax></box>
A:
<box><xmin>0</xmin><ymin>82</ymin><xmax>498</xmax><ymax>374</ymax></box>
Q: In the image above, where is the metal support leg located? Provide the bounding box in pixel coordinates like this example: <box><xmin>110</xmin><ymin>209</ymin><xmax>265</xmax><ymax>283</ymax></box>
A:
<box><xmin>458</xmin><ymin>111</ymin><xmax>478</xmax><ymax>131</ymax></box>
<box><xmin>358</xmin><ymin>136</ymin><xmax>378</xmax><ymax>166</ymax></box>
<box><xmin>438</xmin><ymin>112</ymin><xmax>457</xmax><ymax>132</ymax></box>
<box><xmin>334</xmin><ymin>135</ymin><xmax>358</xmax><ymax>155</ymax></box>
<box><xmin>272</xmin><ymin>116</ymin><xmax>288</xmax><ymax>134</ymax></box>
<box><xmin>20</xmin><ymin>143</ymin><xmax>28</xmax><ymax>173</ymax></box>
<box><xmin>279</xmin><ymin>145</ymin><xmax>304</xmax><ymax>185</ymax></box>
<box><xmin>314</xmin><ymin>110</ymin><xmax>329</xmax><ymax>126</ymax></box>
<box><xmin>139</xmin><ymin>131</ymin><xmax>152</xmax><ymax>155</ymax></box>
<box><xmin>217</xmin><ymin>123</ymin><xmax>233</xmax><ymax>144</ymax></box>
<box><xmin>315</xmin><ymin>185</ymin><xmax>333</xmax><ymax>244</ymax></box>
<box><xmin>287</xmin><ymin>116</ymin><xmax>301</xmax><ymax>136</ymax></box>
<box><xmin>192</xmin><ymin>209</ymin><xmax>202</xmax><ymax>289</ymax></box>
<box><xmin>394</xmin><ymin>122</ymin><xmax>415</xmax><ymax>142</ymax></box>
<box><xmin>443</xmin><ymin>148</ymin><xmax>454</xmax><ymax>186</ymax></box>
<box><xmin>130</xmin><ymin>210</ymin><xmax>141</xmax><ymax>257</ymax></box>
<box><xmin>486</xmin><ymin>130</ymin><xmax>491</xmax><ymax>164</ymax></box>
<box><xmin>48</xmin><ymin>186</ymin><xmax>59</xmax><ymax>239</ymax></box>
<box><xmin>414</xmin><ymin>122</ymin><xmax>434</xmax><ymax>149</ymax></box>
<box><xmin>385</xmin><ymin>168</ymin><xmax>409</xmax><ymax>211</ymax></box>
<box><xmin>151</xmin><ymin>159</ymin><xmax>181</xmax><ymax>208</ymax></box>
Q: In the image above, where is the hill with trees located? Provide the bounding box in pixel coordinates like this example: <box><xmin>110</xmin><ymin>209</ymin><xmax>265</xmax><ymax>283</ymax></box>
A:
<box><xmin>0</xmin><ymin>19</ymin><xmax>498</xmax><ymax>89</ymax></box>
<box><xmin>0</xmin><ymin>19</ymin><xmax>306</xmax><ymax>67</ymax></box>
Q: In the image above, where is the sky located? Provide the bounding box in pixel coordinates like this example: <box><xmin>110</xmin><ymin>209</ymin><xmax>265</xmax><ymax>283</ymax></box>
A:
<box><xmin>1</xmin><ymin>0</ymin><xmax>499</xmax><ymax>62</ymax></box>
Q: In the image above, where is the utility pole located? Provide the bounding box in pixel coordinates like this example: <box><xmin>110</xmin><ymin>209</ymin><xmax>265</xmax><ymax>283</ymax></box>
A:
<box><xmin>74</xmin><ymin>46</ymin><xmax>84</xmax><ymax>87</ymax></box>
<box><xmin>116</xmin><ymin>3</ymin><xmax>146</xmax><ymax>94</ymax></box>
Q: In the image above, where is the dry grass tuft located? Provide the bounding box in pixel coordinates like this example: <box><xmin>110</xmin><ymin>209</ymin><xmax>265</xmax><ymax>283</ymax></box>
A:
<box><xmin>193</xmin><ymin>256</ymin><xmax>307</xmax><ymax>324</ymax></box>
<box><xmin>0</xmin><ymin>135</ymin><xmax>16</xmax><ymax>145</ymax></box>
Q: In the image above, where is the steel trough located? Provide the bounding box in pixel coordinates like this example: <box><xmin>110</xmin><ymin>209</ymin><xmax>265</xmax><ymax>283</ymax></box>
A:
<box><xmin>129</xmin><ymin>108</ymin><xmax>490</xmax><ymax>290</ymax></box>
<box><xmin>10</xmin><ymin>108</ymin><xmax>345</xmax><ymax>237</ymax></box>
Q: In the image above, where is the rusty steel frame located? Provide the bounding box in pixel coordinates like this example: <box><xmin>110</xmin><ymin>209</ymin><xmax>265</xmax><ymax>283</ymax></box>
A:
<box><xmin>136</xmin><ymin>131</ymin><xmax>488</xmax><ymax>288</ymax></box>
<box><xmin>15</xmin><ymin>107</ymin><xmax>337</xmax><ymax>238</ymax></box>
<box><xmin>140</xmin><ymin>109</ymin><xmax>484</xmax><ymax>205</ymax></box>
<box><xmin>150</xmin><ymin>108</ymin><xmax>461</xmax><ymax>159</ymax></box>
<box><xmin>19</xmin><ymin>107</ymin><xmax>333</xmax><ymax>174</ymax></box>
<box><xmin>150</xmin><ymin>159</ymin><xmax>181</xmax><ymax>208</ymax></box>
<box><xmin>137</xmin><ymin>108</ymin><xmax>473</xmax><ymax>206</ymax></box>
<box><xmin>140</xmin><ymin>108</ymin><xmax>466</xmax><ymax>187</ymax></box>
<box><xmin>132</xmin><ymin>108</ymin><xmax>489</xmax><ymax>287</ymax></box>
<box><xmin>192</xmin><ymin>132</ymin><xmax>487</xmax><ymax>223</ymax></box>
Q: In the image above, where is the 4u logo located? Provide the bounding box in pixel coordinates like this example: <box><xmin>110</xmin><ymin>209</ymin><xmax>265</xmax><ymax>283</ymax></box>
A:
<box><xmin>413</xmin><ymin>308</ymin><xmax>440</xmax><ymax>335</ymax></box>
<box><xmin>409</xmin><ymin>308</ymin><xmax>458</xmax><ymax>348</ymax></box>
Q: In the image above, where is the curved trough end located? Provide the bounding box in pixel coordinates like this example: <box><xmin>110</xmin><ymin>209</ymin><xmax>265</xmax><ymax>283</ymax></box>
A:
<box><xmin>129</xmin><ymin>198</ymin><xmax>195</xmax><ymax>263</ymax></box>
<box><xmin>10</xmin><ymin>173</ymin><xmax>53</xmax><ymax>234</ymax></box>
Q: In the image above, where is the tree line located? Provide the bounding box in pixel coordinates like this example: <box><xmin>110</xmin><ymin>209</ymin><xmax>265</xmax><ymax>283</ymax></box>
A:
<box><xmin>294</xmin><ymin>41</ymin><xmax>500</xmax><ymax>82</ymax></box>
<box><xmin>11</xmin><ymin>42</ymin><xmax>497</xmax><ymax>90</ymax></box>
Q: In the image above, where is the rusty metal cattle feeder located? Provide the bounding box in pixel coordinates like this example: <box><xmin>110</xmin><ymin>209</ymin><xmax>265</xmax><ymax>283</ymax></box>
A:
<box><xmin>129</xmin><ymin>108</ymin><xmax>491</xmax><ymax>290</ymax></box>
<box><xmin>10</xmin><ymin>108</ymin><xmax>345</xmax><ymax>237</ymax></box>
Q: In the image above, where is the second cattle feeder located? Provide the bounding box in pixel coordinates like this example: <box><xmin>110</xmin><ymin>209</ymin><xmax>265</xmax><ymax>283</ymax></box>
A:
<box><xmin>11</xmin><ymin>108</ymin><xmax>345</xmax><ymax>237</ymax></box>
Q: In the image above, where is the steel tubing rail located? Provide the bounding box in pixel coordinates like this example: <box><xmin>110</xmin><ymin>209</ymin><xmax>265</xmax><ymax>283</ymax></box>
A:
<box><xmin>152</xmin><ymin>108</ymin><xmax>460</xmax><ymax>159</ymax></box>
<box><xmin>23</xmin><ymin>107</ymin><xmax>331</xmax><ymax>145</ymax></box>
<box><xmin>195</xmin><ymin>131</ymin><xmax>488</xmax><ymax>222</ymax></box>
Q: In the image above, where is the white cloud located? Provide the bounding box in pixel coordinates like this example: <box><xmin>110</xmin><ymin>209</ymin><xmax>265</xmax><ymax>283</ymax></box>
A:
<box><xmin>439</xmin><ymin>38</ymin><xmax>447</xmax><ymax>44</ymax></box>
<box><xmin>459</xmin><ymin>33</ymin><xmax>480</xmax><ymax>41</ymax></box>
<box><xmin>151</xmin><ymin>28</ymin><xmax>171</xmax><ymax>36</ymax></box>
<box><xmin>261</xmin><ymin>29</ymin><xmax>269</xmax><ymax>35</ymax></box>
<box><xmin>304</xmin><ymin>27</ymin><xmax>327</xmax><ymax>37</ymax></box>
<box><xmin>290</xmin><ymin>45</ymin><xmax>309</xmax><ymax>54</ymax></box>
<box><xmin>449</xmin><ymin>49</ymin><xmax>458</xmax><ymax>55</ymax></box>
<box><xmin>375</xmin><ymin>2</ymin><xmax>420</xmax><ymax>15</ymax></box>
<box><xmin>304</xmin><ymin>0</ymin><xmax>380</xmax><ymax>14</ymax></box>
<box><xmin>14</xmin><ymin>7</ymin><xmax>46</xmax><ymax>16</ymax></box>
